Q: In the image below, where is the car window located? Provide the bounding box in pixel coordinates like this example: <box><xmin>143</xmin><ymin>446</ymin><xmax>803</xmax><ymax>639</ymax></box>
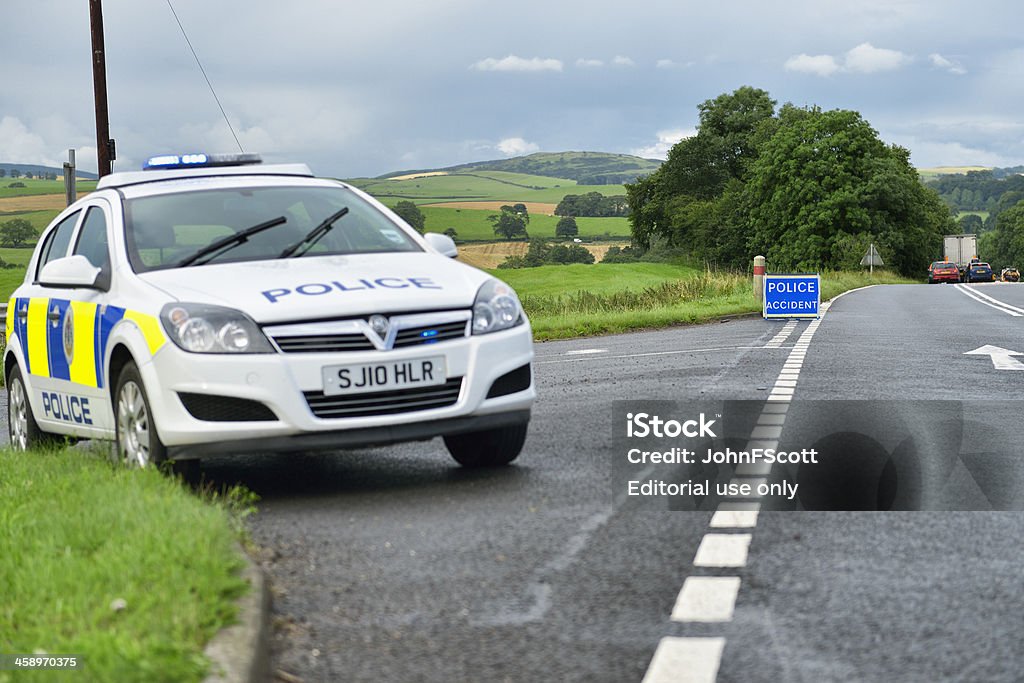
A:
<box><xmin>72</xmin><ymin>207</ymin><xmax>111</xmax><ymax>270</ymax></box>
<box><xmin>36</xmin><ymin>210</ymin><xmax>81</xmax><ymax>279</ymax></box>
<box><xmin>123</xmin><ymin>185</ymin><xmax>422</xmax><ymax>272</ymax></box>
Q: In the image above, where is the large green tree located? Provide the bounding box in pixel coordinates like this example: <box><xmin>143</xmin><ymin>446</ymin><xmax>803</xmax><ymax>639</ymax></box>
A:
<box><xmin>626</xmin><ymin>86</ymin><xmax>776</xmax><ymax>250</ymax></box>
<box><xmin>489</xmin><ymin>207</ymin><xmax>529</xmax><ymax>240</ymax></box>
<box><xmin>743</xmin><ymin>105</ymin><xmax>951</xmax><ymax>275</ymax></box>
<box><xmin>0</xmin><ymin>218</ymin><xmax>37</xmax><ymax>248</ymax></box>
<box><xmin>393</xmin><ymin>200</ymin><xmax>425</xmax><ymax>233</ymax></box>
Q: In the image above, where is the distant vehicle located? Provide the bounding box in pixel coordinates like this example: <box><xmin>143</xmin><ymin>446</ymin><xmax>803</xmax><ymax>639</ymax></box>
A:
<box><xmin>1001</xmin><ymin>267</ymin><xmax>1020</xmax><ymax>282</ymax></box>
<box><xmin>927</xmin><ymin>261</ymin><xmax>960</xmax><ymax>284</ymax></box>
<box><xmin>944</xmin><ymin>233</ymin><xmax>978</xmax><ymax>279</ymax></box>
<box><xmin>966</xmin><ymin>262</ymin><xmax>995</xmax><ymax>283</ymax></box>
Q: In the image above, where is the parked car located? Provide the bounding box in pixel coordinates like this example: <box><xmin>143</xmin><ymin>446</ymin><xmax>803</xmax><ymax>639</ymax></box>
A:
<box><xmin>5</xmin><ymin>153</ymin><xmax>535</xmax><ymax>468</ymax></box>
<box><xmin>966</xmin><ymin>262</ymin><xmax>995</xmax><ymax>283</ymax></box>
<box><xmin>927</xmin><ymin>261</ymin><xmax>960</xmax><ymax>284</ymax></box>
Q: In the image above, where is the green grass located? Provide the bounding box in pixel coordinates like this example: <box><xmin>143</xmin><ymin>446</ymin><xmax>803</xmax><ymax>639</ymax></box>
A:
<box><xmin>956</xmin><ymin>210</ymin><xmax>989</xmax><ymax>223</ymax></box>
<box><xmin>492</xmin><ymin>262</ymin><xmax>698</xmax><ymax>297</ymax></box>
<box><xmin>0</xmin><ymin>268</ymin><xmax>27</xmax><ymax>300</ymax></box>
<box><xmin>0</xmin><ymin>447</ymin><xmax>251</xmax><ymax>683</ymax></box>
<box><xmin>501</xmin><ymin>267</ymin><xmax>917</xmax><ymax>340</ymax></box>
<box><xmin>420</xmin><ymin>207</ymin><xmax>630</xmax><ymax>240</ymax></box>
<box><xmin>0</xmin><ymin>209</ymin><xmax>60</xmax><ymax>235</ymax></box>
<box><xmin>347</xmin><ymin>172</ymin><xmax>625</xmax><ymax>205</ymax></box>
<box><xmin>0</xmin><ymin>178</ymin><xmax>97</xmax><ymax>198</ymax></box>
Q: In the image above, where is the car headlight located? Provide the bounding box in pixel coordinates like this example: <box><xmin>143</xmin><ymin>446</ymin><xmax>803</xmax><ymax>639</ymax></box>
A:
<box><xmin>160</xmin><ymin>303</ymin><xmax>274</xmax><ymax>353</ymax></box>
<box><xmin>472</xmin><ymin>279</ymin><xmax>524</xmax><ymax>335</ymax></box>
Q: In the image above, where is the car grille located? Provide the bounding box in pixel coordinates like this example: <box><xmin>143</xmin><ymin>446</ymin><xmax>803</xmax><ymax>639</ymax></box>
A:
<box><xmin>178</xmin><ymin>393</ymin><xmax>278</xmax><ymax>422</ymax></box>
<box><xmin>303</xmin><ymin>377</ymin><xmax>463</xmax><ymax>418</ymax></box>
<box><xmin>266</xmin><ymin>313</ymin><xmax>470</xmax><ymax>353</ymax></box>
<box><xmin>392</xmin><ymin>321</ymin><xmax>468</xmax><ymax>348</ymax></box>
<box><xmin>274</xmin><ymin>334</ymin><xmax>376</xmax><ymax>353</ymax></box>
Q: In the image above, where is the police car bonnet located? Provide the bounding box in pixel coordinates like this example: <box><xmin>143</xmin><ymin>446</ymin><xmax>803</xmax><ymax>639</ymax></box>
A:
<box><xmin>137</xmin><ymin>251</ymin><xmax>490</xmax><ymax>323</ymax></box>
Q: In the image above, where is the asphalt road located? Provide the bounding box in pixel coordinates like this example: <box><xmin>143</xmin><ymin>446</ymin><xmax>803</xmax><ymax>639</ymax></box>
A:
<box><xmin>9</xmin><ymin>281</ymin><xmax>1024</xmax><ymax>681</ymax></box>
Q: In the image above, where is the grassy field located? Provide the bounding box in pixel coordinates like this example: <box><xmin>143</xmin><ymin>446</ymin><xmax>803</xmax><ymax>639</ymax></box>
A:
<box><xmin>957</xmin><ymin>210</ymin><xmax>990</xmax><ymax>223</ymax></box>
<box><xmin>0</xmin><ymin>177</ymin><xmax>97</xmax><ymax>198</ymax></box>
<box><xmin>917</xmin><ymin>166</ymin><xmax>992</xmax><ymax>181</ymax></box>
<box><xmin>421</xmin><ymin>206</ymin><xmax>630</xmax><ymax>241</ymax></box>
<box><xmin>491</xmin><ymin>262</ymin><xmax>699</xmax><ymax>297</ymax></box>
<box><xmin>497</xmin><ymin>266</ymin><xmax>917</xmax><ymax>340</ymax></box>
<box><xmin>0</xmin><ymin>447</ymin><xmax>251</xmax><ymax>682</ymax></box>
<box><xmin>348</xmin><ymin>171</ymin><xmax>626</xmax><ymax>205</ymax></box>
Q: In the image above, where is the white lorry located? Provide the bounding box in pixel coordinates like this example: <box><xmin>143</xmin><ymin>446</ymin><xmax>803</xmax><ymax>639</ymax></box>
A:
<box><xmin>944</xmin><ymin>233</ymin><xmax>978</xmax><ymax>279</ymax></box>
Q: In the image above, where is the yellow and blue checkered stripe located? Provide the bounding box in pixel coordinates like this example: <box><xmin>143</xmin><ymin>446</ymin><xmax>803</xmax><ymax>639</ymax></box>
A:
<box><xmin>11</xmin><ymin>297</ymin><xmax>165</xmax><ymax>389</ymax></box>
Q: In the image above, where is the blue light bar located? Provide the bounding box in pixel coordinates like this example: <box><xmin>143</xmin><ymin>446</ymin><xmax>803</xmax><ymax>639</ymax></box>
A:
<box><xmin>420</xmin><ymin>329</ymin><xmax>439</xmax><ymax>338</ymax></box>
<box><xmin>143</xmin><ymin>152</ymin><xmax>262</xmax><ymax>171</ymax></box>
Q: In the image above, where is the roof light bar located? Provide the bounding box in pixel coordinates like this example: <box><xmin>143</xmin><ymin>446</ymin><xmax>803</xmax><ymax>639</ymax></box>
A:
<box><xmin>143</xmin><ymin>153</ymin><xmax>263</xmax><ymax>171</ymax></box>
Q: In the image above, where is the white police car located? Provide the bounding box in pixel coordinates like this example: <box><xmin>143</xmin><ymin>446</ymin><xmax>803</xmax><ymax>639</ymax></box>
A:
<box><xmin>5</xmin><ymin>154</ymin><xmax>534</xmax><ymax>467</ymax></box>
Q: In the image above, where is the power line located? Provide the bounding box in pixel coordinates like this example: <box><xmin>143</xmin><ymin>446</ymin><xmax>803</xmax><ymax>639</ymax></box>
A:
<box><xmin>164</xmin><ymin>0</ymin><xmax>244</xmax><ymax>152</ymax></box>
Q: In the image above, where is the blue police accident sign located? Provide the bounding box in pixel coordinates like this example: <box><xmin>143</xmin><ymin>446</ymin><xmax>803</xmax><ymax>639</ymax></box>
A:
<box><xmin>763</xmin><ymin>273</ymin><xmax>820</xmax><ymax>318</ymax></box>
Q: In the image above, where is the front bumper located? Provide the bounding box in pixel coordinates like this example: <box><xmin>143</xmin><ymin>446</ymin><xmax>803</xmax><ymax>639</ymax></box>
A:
<box><xmin>143</xmin><ymin>321</ymin><xmax>535</xmax><ymax>453</ymax></box>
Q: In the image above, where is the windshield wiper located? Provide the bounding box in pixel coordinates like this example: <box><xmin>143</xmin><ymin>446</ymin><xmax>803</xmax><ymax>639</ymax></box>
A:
<box><xmin>176</xmin><ymin>216</ymin><xmax>288</xmax><ymax>268</ymax></box>
<box><xmin>279</xmin><ymin>206</ymin><xmax>349</xmax><ymax>258</ymax></box>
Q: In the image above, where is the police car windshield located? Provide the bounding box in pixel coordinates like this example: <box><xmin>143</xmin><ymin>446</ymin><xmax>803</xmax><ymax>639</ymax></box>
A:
<box><xmin>123</xmin><ymin>185</ymin><xmax>421</xmax><ymax>272</ymax></box>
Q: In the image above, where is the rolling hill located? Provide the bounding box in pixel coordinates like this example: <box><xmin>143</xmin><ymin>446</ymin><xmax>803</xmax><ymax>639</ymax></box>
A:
<box><xmin>379</xmin><ymin>151</ymin><xmax>662</xmax><ymax>185</ymax></box>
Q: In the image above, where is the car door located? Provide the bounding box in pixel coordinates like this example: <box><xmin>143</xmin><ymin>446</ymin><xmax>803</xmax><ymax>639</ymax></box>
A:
<box><xmin>13</xmin><ymin>200</ymin><xmax>115</xmax><ymax>437</ymax></box>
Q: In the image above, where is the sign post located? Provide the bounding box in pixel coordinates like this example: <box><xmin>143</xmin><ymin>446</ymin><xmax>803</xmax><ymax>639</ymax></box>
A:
<box><xmin>763</xmin><ymin>273</ymin><xmax>820</xmax><ymax>319</ymax></box>
<box><xmin>860</xmin><ymin>243</ymin><xmax>884</xmax><ymax>274</ymax></box>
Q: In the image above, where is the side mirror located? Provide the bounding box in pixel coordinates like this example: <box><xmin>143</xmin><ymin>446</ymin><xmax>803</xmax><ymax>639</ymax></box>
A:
<box><xmin>38</xmin><ymin>255</ymin><xmax>102</xmax><ymax>289</ymax></box>
<box><xmin>423</xmin><ymin>232</ymin><xmax>458</xmax><ymax>258</ymax></box>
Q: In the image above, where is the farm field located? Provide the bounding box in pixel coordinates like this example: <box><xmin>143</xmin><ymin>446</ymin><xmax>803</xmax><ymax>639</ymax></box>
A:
<box><xmin>917</xmin><ymin>165</ymin><xmax>991</xmax><ymax>180</ymax></box>
<box><xmin>347</xmin><ymin>171</ymin><xmax>626</xmax><ymax>205</ymax></box>
<box><xmin>957</xmin><ymin>210</ymin><xmax>990</xmax><ymax>222</ymax></box>
<box><xmin>456</xmin><ymin>241</ymin><xmax>627</xmax><ymax>269</ymax></box>
<box><xmin>487</xmin><ymin>261</ymin><xmax>700</xmax><ymax>298</ymax></box>
<box><xmin>0</xmin><ymin>177</ymin><xmax>97</xmax><ymax>199</ymax></box>
<box><xmin>419</xmin><ymin>206</ymin><xmax>629</xmax><ymax>241</ymax></box>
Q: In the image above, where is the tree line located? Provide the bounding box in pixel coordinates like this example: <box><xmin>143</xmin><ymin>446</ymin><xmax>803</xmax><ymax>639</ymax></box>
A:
<box><xmin>626</xmin><ymin>87</ymin><xmax>954</xmax><ymax>277</ymax></box>
<box><xmin>555</xmin><ymin>192</ymin><xmax>629</xmax><ymax>217</ymax></box>
<box><xmin>926</xmin><ymin>170</ymin><xmax>1024</xmax><ymax>214</ymax></box>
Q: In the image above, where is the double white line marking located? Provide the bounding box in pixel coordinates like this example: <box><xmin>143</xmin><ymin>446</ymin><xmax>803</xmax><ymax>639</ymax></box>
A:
<box><xmin>954</xmin><ymin>283</ymin><xmax>1024</xmax><ymax>317</ymax></box>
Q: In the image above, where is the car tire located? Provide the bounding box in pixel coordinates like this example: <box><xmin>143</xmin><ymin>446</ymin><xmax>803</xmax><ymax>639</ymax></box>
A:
<box><xmin>443</xmin><ymin>421</ymin><xmax>528</xmax><ymax>468</ymax></box>
<box><xmin>114</xmin><ymin>360</ymin><xmax>167</xmax><ymax>468</ymax></box>
<box><xmin>7</xmin><ymin>365</ymin><xmax>61</xmax><ymax>451</ymax></box>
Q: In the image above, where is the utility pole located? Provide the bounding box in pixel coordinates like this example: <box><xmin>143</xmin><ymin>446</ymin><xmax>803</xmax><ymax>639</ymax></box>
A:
<box><xmin>89</xmin><ymin>0</ymin><xmax>115</xmax><ymax>177</ymax></box>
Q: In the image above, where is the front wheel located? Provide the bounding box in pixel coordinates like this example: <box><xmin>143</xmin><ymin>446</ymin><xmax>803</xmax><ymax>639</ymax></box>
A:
<box><xmin>114</xmin><ymin>360</ymin><xmax>167</xmax><ymax>468</ymax></box>
<box><xmin>443</xmin><ymin>421</ymin><xmax>528</xmax><ymax>468</ymax></box>
<box><xmin>7</xmin><ymin>365</ymin><xmax>60</xmax><ymax>451</ymax></box>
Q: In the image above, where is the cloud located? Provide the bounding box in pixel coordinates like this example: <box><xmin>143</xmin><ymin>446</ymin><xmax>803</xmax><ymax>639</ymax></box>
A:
<box><xmin>929</xmin><ymin>53</ymin><xmax>967</xmax><ymax>75</ymax></box>
<box><xmin>784</xmin><ymin>54</ymin><xmax>840</xmax><ymax>76</ymax></box>
<box><xmin>785</xmin><ymin>43</ymin><xmax>909</xmax><ymax>76</ymax></box>
<box><xmin>471</xmin><ymin>55</ymin><xmax>563</xmax><ymax>72</ymax></box>
<box><xmin>575</xmin><ymin>58</ymin><xmax>604</xmax><ymax>68</ymax></box>
<box><xmin>612</xmin><ymin>55</ymin><xmax>635</xmax><ymax>67</ymax></box>
<box><xmin>0</xmin><ymin>116</ymin><xmax>67</xmax><ymax>168</ymax></box>
<box><xmin>496</xmin><ymin>137</ymin><xmax>540</xmax><ymax>156</ymax></box>
<box><xmin>631</xmin><ymin>128</ymin><xmax>697</xmax><ymax>159</ymax></box>
<box><xmin>844</xmin><ymin>42</ymin><xmax>910</xmax><ymax>73</ymax></box>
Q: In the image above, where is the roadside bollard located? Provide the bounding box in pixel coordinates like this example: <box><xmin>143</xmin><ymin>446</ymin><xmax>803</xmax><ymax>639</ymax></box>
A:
<box><xmin>753</xmin><ymin>255</ymin><xmax>765</xmax><ymax>301</ymax></box>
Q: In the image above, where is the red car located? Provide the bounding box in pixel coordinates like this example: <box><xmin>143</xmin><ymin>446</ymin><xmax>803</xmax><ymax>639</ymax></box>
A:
<box><xmin>928</xmin><ymin>261</ymin><xmax>960</xmax><ymax>284</ymax></box>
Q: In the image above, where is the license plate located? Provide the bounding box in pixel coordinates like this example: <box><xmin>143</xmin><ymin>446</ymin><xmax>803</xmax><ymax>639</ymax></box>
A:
<box><xmin>322</xmin><ymin>356</ymin><xmax>447</xmax><ymax>396</ymax></box>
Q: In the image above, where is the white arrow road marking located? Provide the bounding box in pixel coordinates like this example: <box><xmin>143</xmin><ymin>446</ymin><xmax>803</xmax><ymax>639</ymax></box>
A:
<box><xmin>964</xmin><ymin>345</ymin><xmax>1024</xmax><ymax>370</ymax></box>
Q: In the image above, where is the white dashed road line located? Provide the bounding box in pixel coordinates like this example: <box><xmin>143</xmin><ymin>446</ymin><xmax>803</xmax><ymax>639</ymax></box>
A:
<box><xmin>642</xmin><ymin>637</ymin><xmax>725</xmax><ymax>683</ymax></box>
<box><xmin>642</xmin><ymin>294</ymin><xmax>841</xmax><ymax>682</ymax></box>
<box><xmin>672</xmin><ymin>577</ymin><xmax>743</xmax><ymax>622</ymax></box>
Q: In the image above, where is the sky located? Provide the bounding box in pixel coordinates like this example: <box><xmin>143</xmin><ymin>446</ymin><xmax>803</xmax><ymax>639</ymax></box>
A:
<box><xmin>2</xmin><ymin>0</ymin><xmax>1023</xmax><ymax>178</ymax></box>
